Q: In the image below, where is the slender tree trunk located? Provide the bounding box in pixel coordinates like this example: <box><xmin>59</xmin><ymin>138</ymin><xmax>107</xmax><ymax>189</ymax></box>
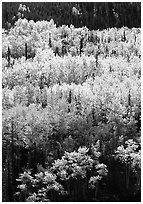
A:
<box><xmin>7</xmin><ymin>46</ymin><xmax>11</xmax><ymax>67</ymax></box>
<box><xmin>95</xmin><ymin>181</ymin><xmax>98</xmax><ymax>200</ymax></box>
<box><xmin>25</xmin><ymin>43</ymin><xmax>28</xmax><ymax>60</ymax></box>
<box><xmin>126</xmin><ymin>164</ymin><xmax>130</xmax><ymax>190</ymax></box>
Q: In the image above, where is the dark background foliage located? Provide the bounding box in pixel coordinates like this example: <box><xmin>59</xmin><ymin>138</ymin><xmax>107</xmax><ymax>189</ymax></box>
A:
<box><xmin>2</xmin><ymin>2</ymin><xmax>141</xmax><ymax>30</ymax></box>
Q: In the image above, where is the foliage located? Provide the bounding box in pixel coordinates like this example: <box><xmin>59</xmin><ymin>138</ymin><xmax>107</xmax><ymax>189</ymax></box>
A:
<box><xmin>2</xmin><ymin>14</ymin><xmax>141</xmax><ymax>202</ymax></box>
<box><xmin>114</xmin><ymin>139</ymin><xmax>141</xmax><ymax>195</ymax></box>
<box><xmin>15</xmin><ymin>146</ymin><xmax>107</xmax><ymax>201</ymax></box>
<box><xmin>52</xmin><ymin>146</ymin><xmax>105</xmax><ymax>180</ymax></box>
<box><xmin>115</xmin><ymin>139</ymin><xmax>141</xmax><ymax>173</ymax></box>
<box><xmin>15</xmin><ymin>169</ymin><xmax>66</xmax><ymax>202</ymax></box>
<box><xmin>2</xmin><ymin>2</ymin><xmax>141</xmax><ymax>30</ymax></box>
<box><xmin>2</xmin><ymin>18</ymin><xmax>141</xmax><ymax>59</ymax></box>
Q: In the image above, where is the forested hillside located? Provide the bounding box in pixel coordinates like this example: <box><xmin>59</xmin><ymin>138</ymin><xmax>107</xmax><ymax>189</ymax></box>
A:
<box><xmin>2</xmin><ymin>2</ymin><xmax>141</xmax><ymax>30</ymax></box>
<box><xmin>2</xmin><ymin>2</ymin><xmax>141</xmax><ymax>202</ymax></box>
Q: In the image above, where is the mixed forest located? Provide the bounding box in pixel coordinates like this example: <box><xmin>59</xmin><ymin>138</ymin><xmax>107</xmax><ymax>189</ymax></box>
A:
<box><xmin>2</xmin><ymin>2</ymin><xmax>141</xmax><ymax>202</ymax></box>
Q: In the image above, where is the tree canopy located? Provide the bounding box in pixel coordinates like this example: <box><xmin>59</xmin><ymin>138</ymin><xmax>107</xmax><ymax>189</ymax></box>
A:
<box><xmin>2</xmin><ymin>2</ymin><xmax>141</xmax><ymax>30</ymax></box>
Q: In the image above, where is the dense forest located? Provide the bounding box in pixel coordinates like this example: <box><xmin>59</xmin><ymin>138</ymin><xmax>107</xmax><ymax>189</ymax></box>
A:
<box><xmin>2</xmin><ymin>2</ymin><xmax>141</xmax><ymax>202</ymax></box>
<box><xmin>2</xmin><ymin>2</ymin><xmax>141</xmax><ymax>30</ymax></box>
